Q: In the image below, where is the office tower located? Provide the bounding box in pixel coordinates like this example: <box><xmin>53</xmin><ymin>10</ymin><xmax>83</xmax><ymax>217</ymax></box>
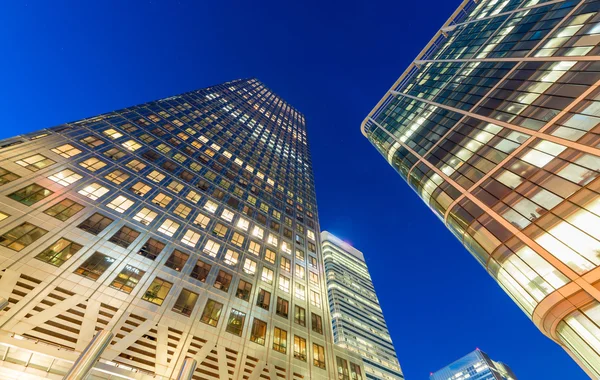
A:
<box><xmin>321</xmin><ymin>231</ymin><xmax>403</xmax><ymax>380</ymax></box>
<box><xmin>362</xmin><ymin>0</ymin><xmax>600</xmax><ymax>377</ymax></box>
<box><xmin>430</xmin><ymin>349</ymin><xmax>517</xmax><ymax>380</ymax></box>
<box><xmin>0</xmin><ymin>78</ymin><xmax>363</xmax><ymax>379</ymax></box>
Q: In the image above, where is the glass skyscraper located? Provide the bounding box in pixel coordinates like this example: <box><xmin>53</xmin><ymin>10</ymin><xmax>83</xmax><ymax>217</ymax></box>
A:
<box><xmin>0</xmin><ymin>78</ymin><xmax>363</xmax><ymax>379</ymax></box>
<box><xmin>430</xmin><ymin>349</ymin><xmax>516</xmax><ymax>380</ymax></box>
<box><xmin>321</xmin><ymin>231</ymin><xmax>403</xmax><ymax>380</ymax></box>
<box><xmin>362</xmin><ymin>0</ymin><xmax>600</xmax><ymax>377</ymax></box>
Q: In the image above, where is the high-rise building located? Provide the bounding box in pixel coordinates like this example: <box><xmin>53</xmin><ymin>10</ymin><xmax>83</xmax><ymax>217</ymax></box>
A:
<box><xmin>362</xmin><ymin>0</ymin><xmax>600</xmax><ymax>377</ymax></box>
<box><xmin>0</xmin><ymin>78</ymin><xmax>364</xmax><ymax>379</ymax></box>
<box><xmin>321</xmin><ymin>231</ymin><xmax>403</xmax><ymax>380</ymax></box>
<box><xmin>430</xmin><ymin>349</ymin><xmax>516</xmax><ymax>380</ymax></box>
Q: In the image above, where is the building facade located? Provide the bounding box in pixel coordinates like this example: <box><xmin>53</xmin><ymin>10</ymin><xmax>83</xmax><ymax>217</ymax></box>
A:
<box><xmin>362</xmin><ymin>0</ymin><xmax>600</xmax><ymax>377</ymax></box>
<box><xmin>430</xmin><ymin>349</ymin><xmax>516</xmax><ymax>380</ymax></box>
<box><xmin>0</xmin><ymin>78</ymin><xmax>363</xmax><ymax>379</ymax></box>
<box><xmin>321</xmin><ymin>231</ymin><xmax>403</xmax><ymax>380</ymax></box>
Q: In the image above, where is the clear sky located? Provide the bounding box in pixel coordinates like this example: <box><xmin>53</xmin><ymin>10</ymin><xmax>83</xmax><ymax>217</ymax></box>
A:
<box><xmin>0</xmin><ymin>1</ymin><xmax>588</xmax><ymax>379</ymax></box>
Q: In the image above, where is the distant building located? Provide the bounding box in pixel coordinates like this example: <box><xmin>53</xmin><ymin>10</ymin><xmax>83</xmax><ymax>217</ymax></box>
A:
<box><xmin>430</xmin><ymin>349</ymin><xmax>516</xmax><ymax>380</ymax></box>
<box><xmin>361</xmin><ymin>0</ymin><xmax>600</xmax><ymax>377</ymax></box>
<box><xmin>322</xmin><ymin>231</ymin><xmax>404</xmax><ymax>380</ymax></box>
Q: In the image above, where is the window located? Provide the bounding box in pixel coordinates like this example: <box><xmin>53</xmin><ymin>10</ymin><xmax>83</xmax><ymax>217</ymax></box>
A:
<box><xmin>80</xmin><ymin>136</ymin><xmax>104</xmax><ymax>148</ymax></box>
<box><xmin>212</xmin><ymin>223</ymin><xmax>228</xmax><ymax>237</ymax></box>
<box><xmin>181</xmin><ymin>229</ymin><xmax>201</xmax><ymax>247</ymax></box>
<box><xmin>152</xmin><ymin>193</ymin><xmax>172</xmax><ymax>208</ymax></box>
<box><xmin>337</xmin><ymin>357</ymin><xmax>350</xmax><ymax>380</ymax></box>
<box><xmin>294</xmin><ymin>305</ymin><xmax>306</xmax><ymax>326</ymax></box>
<box><xmin>0</xmin><ymin>222</ymin><xmax>47</xmax><ymax>251</ymax></box>
<box><xmin>248</xmin><ymin>241</ymin><xmax>261</xmax><ymax>256</ymax></box>
<box><xmin>236</xmin><ymin>279</ymin><xmax>252</xmax><ymax>301</ymax></box>
<box><xmin>108</xmin><ymin>226</ymin><xmax>140</xmax><ymax>248</ymax></box>
<box><xmin>313</xmin><ymin>344</ymin><xmax>325</xmax><ymax>369</ymax></box>
<box><xmin>174</xmin><ymin>204</ymin><xmax>192</xmax><ymax>219</ymax></box>
<box><xmin>214</xmin><ymin>270</ymin><xmax>233</xmax><ymax>292</ymax></box>
<box><xmin>0</xmin><ymin>168</ymin><xmax>20</xmax><ymax>185</ymax></box>
<box><xmin>48</xmin><ymin>169</ymin><xmax>82</xmax><ymax>186</ymax></box>
<box><xmin>106</xmin><ymin>195</ymin><xmax>134</xmax><ymax>213</ymax></box>
<box><xmin>165</xmin><ymin>250</ymin><xmax>188</xmax><ymax>272</ymax></box>
<box><xmin>9</xmin><ymin>184</ymin><xmax>53</xmax><ymax>206</ymax></box>
<box><xmin>257</xmin><ymin>289</ymin><xmax>271</xmax><ymax>310</ymax></box>
<box><xmin>226</xmin><ymin>309</ymin><xmax>246</xmax><ymax>336</ymax></box>
<box><xmin>78</xmin><ymin>183</ymin><xmax>109</xmax><ymax>200</ymax></box>
<box><xmin>44</xmin><ymin>198</ymin><xmax>84</xmax><ymax>221</ymax></box>
<box><xmin>147</xmin><ymin>170</ymin><xmax>166</xmax><ymax>183</ymax></box>
<box><xmin>267</xmin><ymin>234</ymin><xmax>278</xmax><ymax>246</ymax></box>
<box><xmin>350</xmin><ymin>362</ymin><xmax>363</xmax><ymax>380</ymax></box>
<box><xmin>295</xmin><ymin>283</ymin><xmax>306</xmax><ymax>300</ymax></box>
<box><xmin>200</xmin><ymin>299</ymin><xmax>223</xmax><ymax>327</ymax></box>
<box><xmin>110</xmin><ymin>265</ymin><xmax>145</xmax><ymax>294</ymax></box>
<box><xmin>237</xmin><ymin>217</ymin><xmax>250</xmax><ymax>231</ymax></box>
<box><xmin>172</xmin><ymin>289</ymin><xmax>198</xmax><ymax>316</ymax></box>
<box><xmin>204</xmin><ymin>200</ymin><xmax>218</xmax><ymax>213</ymax></box>
<box><xmin>261</xmin><ymin>267</ymin><xmax>274</xmax><ymax>284</ymax></box>
<box><xmin>280</xmin><ymin>256</ymin><xmax>291</xmax><ymax>272</ymax></box>
<box><xmin>223</xmin><ymin>249</ymin><xmax>239</xmax><ymax>266</ymax></box>
<box><xmin>133</xmin><ymin>207</ymin><xmax>158</xmax><ymax>225</ymax></box>
<box><xmin>309</xmin><ymin>271</ymin><xmax>318</xmax><ymax>285</ymax></box>
<box><xmin>52</xmin><ymin>144</ymin><xmax>82</xmax><ymax>158</ymax></box>
<box><xmin>310</xmin><ymin>291</ymin><xmax>321</xmax><ymax>308</ymax></box>
<box><xmin>103</xmin><ymin>147</ymin><xmax>126</xmax><ymax>160</ymax></box>
<box><xmin>273</xmin><ymin>327</ymin><xmax>287</xmax><ymax>354</ymax></box>
<box><xmin>35</xmin><ymin>238</ymin><xmax>82</xmax><ymax>267</ymax></box>
<box><xmin>265</xmin><ymin>249</ymin><xmax>276</xmax><ymax>264</ymax></box>
<box><xmin>193</xmin><ymin>213</ymin><xmax>210</xmax><ymax>229</ymax></box>
<box><xmin>158</xmin><ymin>219</ymin><xmax>179</xmax><ymax>237</ymax></box>
<box><xmin>105</xmin><ymin>170</ymin><xmax>130</xmax><ymax>185</ymax></box>
<box><xmin>276</xmin><ymin>297</ymin><xmax>289</xmax><ymax>318</ymax></box>
<box><xmin>311</xmin><ymin>313</ymin><xmax>323</xmax><ymax>334</ymax></box>
<box><xmin>279</xmin><ymin>275</ymin><xmax>290</xmax><ymax>293</ymax></box>
<box><xmin>186</xmin><ymin>190</ymin><xmax>202</xmax><ymax>203</ymax></box>
<box><xmin>295</xmin><ymin>249</ymin><xmax>305</xmax><ymax>261</ymax></box>
<box><xmin>252</xmin><ymin>226</ymin><xmax>264</xmax><ymax>239</ymax></box>
<box><xmin>203</xmin><ymin>239</ymin><xmax>220</xmax><ymax>257</ymax></box>
<box><xmin>281</xmin><ymin>241</ymin><xmax>291</xmax><ymax>254</ymax></box>
<box><xmin>126</xmin><ymin>159</ymin><xmax>146</xmax><ymax>172</ymax></box>
<box><xmin>294</xmin><ymin>336</ymin><xmax>307</xmax><ymax>361</ymax></box>
<box><xmin>190</xmin><ymin>259</ymin><xmax>211</xmax><ymax>282</ymax></box>
<box><xmin>78</xmin><ymin>213</ymin><xmax>113</xmax><ymax>235</ymax></box>
<box><xmin>130</xmin><ymin>182</ymin><xmax>152</xmax><ymax>197</ymax></box>
<box><xmin>79</xmin><ymin>157</ymin><xmax>107</xmax><ymax>172</ymax></box>
<box><xmin>138</xmin><ymin>238</ymin><xmax>165</xmax><ymax>260</ymax></box>
<box><xmin>0</xmin><ymin>212</ymin><xmax>8</xmax><ymax>222</ymax></box>
<box><xmin>309</xmin><ymin>256</ymin><xmax>317</xmax><ymax>269</ymax></box>
<box><xmin>243</xmin><ymin>258</ymin><xmax>257</xmax><ymax>275</ymax></box>
<box><xmin>15</xmin><ymin>154</ymin><xmax>55</xmax><ymax>171</ymax></box>
<box><xmin>295</xmin><ymin>264</ymin><xmax>305</xmax><ymax>279</ymax></box>
<box><xmin>103</xmin><ymin>128</ymin><xmax>123</xmax><ymax>139</ymax></box>
<box><xmin>74</xmin><ymin>252</ymin><xmax>115</xmax><ymax>280</ymax></box>
<box><xmin>122</xmin><ymin>140</ymin><xmax>142</xmax><ymax>151</ymax></box>
<box><xmin>250</xmin><ymin>319</ymin><xmax>267</xmax><ymax>345</ymax></box>
<box><xmin>142</xmin><ymin>277</ymin><xmax>172</xmax><ymax>306</ymax></box>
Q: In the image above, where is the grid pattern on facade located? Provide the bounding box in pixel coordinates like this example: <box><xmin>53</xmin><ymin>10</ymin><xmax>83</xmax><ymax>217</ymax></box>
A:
<box><xmin>430</xmin><ymin>349</ymin><xmax>516</xmax><ymax>380</ymax></box>
<box><xmin>362</xmin><ymin>0</ymin><xmax>600</xmax><ymax>378</ymax></box>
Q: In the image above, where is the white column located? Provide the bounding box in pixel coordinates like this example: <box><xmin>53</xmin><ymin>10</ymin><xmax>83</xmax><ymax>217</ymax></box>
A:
<box><xmin>64</xmin><ymin>329</ymin><xmax>113</xmax><ymax>380</ymax></box>
<box><xmin>176</xmin><ymin>357</ymin><xmax>198</xmax><ymax>380</ymax></box>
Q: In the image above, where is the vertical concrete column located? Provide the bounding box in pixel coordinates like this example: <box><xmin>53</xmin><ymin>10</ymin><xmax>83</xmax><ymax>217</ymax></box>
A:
<box><xmin>176</xmin><ymin>357</ymin><xmax>197</xmax><ymax>380</ymax></box>
<box><xmin>64</xmin><ymin>329</ymin><xmax>113</xmax><ymax>380</ymax></box>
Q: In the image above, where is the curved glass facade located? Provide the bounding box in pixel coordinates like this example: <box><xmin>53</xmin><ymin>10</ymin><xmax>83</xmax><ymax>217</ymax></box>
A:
<box><xmin>363</xmin><ymin>0</ymin><xmax>600</xmax><ymax>377</ymax></box>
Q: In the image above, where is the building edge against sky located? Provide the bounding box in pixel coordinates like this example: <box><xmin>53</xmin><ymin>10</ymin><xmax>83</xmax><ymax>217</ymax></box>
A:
<box><xmin>321</xmin><ymin>231</ymin><xmax>404</xmax><ymax>380</ymax></box>
<box><xmin>429</xmin><ymin>349</ymin><xmax>516</xmax><ymax>380</ymax></box>
<box><xmin>362</xmin><ymin>0</ymin><xmax>600</xmax><ymax>377</ymax></box>
<box><xmin>0</xmin><ymin>78</ymin><xmax>364</xmax><ymax>379</ymax></box>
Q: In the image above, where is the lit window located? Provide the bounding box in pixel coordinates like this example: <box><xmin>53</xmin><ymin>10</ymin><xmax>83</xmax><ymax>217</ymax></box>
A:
<box><xmin>80</xmin><ymin>136</ymin><xmax>104</xmax><ymax>148</ymax></box>
<box><xmin>267</xmin><ymin>234</ymin><xmax>278</xmax><ymax>247</ymax></box>
<box><xmin>110</xmin><ymin>265</ymin><xmax>145</xmax><ymax>294</ymax></box>
<box><xmin>9</xmin><ymin>184</ymin><xmax>53</xmax><ymax>206</ymax></box>
<box><xmin>273</xmin><ymin>327</ymin><xmax>287</xmax><ymax>354</ymax></box>
<box><xmin>295</xmin><ymin>264</ymin><xmax>305</xmax><ymax>279</ymax></box>
<box><xmin>203</xmin><ymin>239</ymin><xmax>220</xmax><ymax>257</ymax></box>
<box><xmin>310</xmin><ymin>290</ymin><xmax>321</xmax><ymax>308</ymax></box>
<box><xmin>237</xmin><ymin>217</ymin><xmax>250</xmax><ymax>231</ymax></box>
<box><xmin>167</xmin><ymin>180</ymin><xmax>184</xmax><ymax>193</ymax></box>
<box><xmin>103</xmin><ymin>128</ymin><xmax>123</xmax><ymax>139</ymax></box>
<box><xmin>214</xmin><ymin>270</ymin><xmax>232</xmax><ymax>292</ymax></box>
<box><xmin>200</xmin><ymin>299</ymin><xmax>223</xmax><ymax>327</ymax></box>
<box><xmin>0</xmin><ymin>168</ymin><xmax>20</xmax><ymax>185</ymax></box>
<box><xmin>309</xmin><ymin>271</ymin><xmax>318</xmax><ymax>284</ymax></box>
<box><xmin>158</xmin><ymin>219</ymin><xmax>180</xmax><ymax>237</ymax></box>
<box><xmin>142</xmin><ymin>277</ymin><xmax>172</xmax><ymax>306</ymax></box>
<box><xmin>133</xmin><ymin>207</ymin><xmax>158</xmax><ymax>225</ymax></box>
<box><xmin>147</xmin><ymin>170</ymin><xmax>166</xmax><ymax>183</ymax></box>
<box><xmin>172</xmin><ymin>289</ymin><xmax>198</xmax><ymax>317</ymax></box>
<box><xmin>295</xmin><ymin>283</ymin><xmax>306</xmax><ymax>300</ymax></box>
<box><xmin>223</xmin><ymin>249</ymin><xmax>239</xmax><ymax>265</ymax></box>
<box><xmin>253</xmin><ymin>226</ymin><xmax>264</xmax><ymax>239</ymax></box>
<box><xmin>126</xmin><ymin>159</ymin><xmax>146</xmax><ymax>172</ymax></box>
<box><xmin>79</xmin><ymin>157</ymin><xmax>107</xmax><ymax>172</ymax></box>
<box><xmin>122</xmin><ymin>140</ymin><xmax>142</xmax><ymax>151</ymax></box>
<box><xmin>181</xmin><ymin>229</ymin><xmax>201</xmax><ymax>247</ymax></box>
<box><xmin>281</xmin><ymin>241</ymin><xmax>291</xmax><ymax>254</ymax></box>
<box><xmin>44</xmin><ymin>198</ymin><xmax>84</xmax><ymax>221</ymax></box>
<box><xmin>78</xmin><ymin>183</ymin><xmax>109</xmax><ymax>200</ymax></box>
<box><xmin>16</xmin><ymin>154</ymin><xmax>55</xmax><ymax>171</ymax></box>
<box><xmin>226</xmin><ymin>309</ymin><xmax>246</xmax><ymax>337</ymax></box>
<box><xmin>130</xmin><ymin>181</ymin><xmax>152</xmax><ymax>196</ymax></box>
<box><xmin>248</xmin><ymin>241</ymin><xmax>261</xmax><ymax>256</ymax></box>
<box><xmin>105</xmin><ymin>170</ymin><xmax>129</xmax><ymax>185</ymax></box>
<box><xmin>193</xmin><ymin>213</ymin><xmax>210</xmax><ymax>229</ymax></box>
<box><xmin>221</xmin><ymin>209</ymin><xmax>234</xmax><ymax>222</ymax></box>
<box><xmin>204</xmin><ymin>200</ymin><xmax>218</xmax><ymax>213</ymax></box>
<box><xmin>261</xmin><ymin>267</ymin><xmax>274</xmax><ymax>284</ymax></box>
<box><xmin>243</xmin><ymin>258</ymin><xmax>257</xmax><ymax>275</ymax></box>
<box><xmin>35</xmin><ymin>238</ymin><xmax>82</xmax><ymax>267</ymax></box>
<box><xmin>106</xmin><ymin>195</ymin><xmax>134</xmax><ymax>213</ymax></box>
<box><xmin>231</xmin><ymin>232</ymin><xmax>245</xmax><ymax>247</ymax></box>
<box><xmin>250</xmin><ymin>319</ymin><xmax>267</xmax><ymax>345</ymax></box>
<box><xmin>279</xmin><ymin>275</ymin><xmax>290</xmax><ymax>293</ymax></box>
<box><xmin>48</xmin><ymin>169</ymin><xmax>82</xmax><ymax>186</ymax></box>
<box><xmin>152</xmin><ymin>193</ymin><xmax>172</xmax><ymax>208</ymax></box>
<box><xmin>165</xmin><ymin>250</ymin><xmax>189</xmax><ymax>272</ymax></box>
<box><xmin>307</xmin><ymin>230</ymin><xmax>315</xmax><ymax>241</ymax></box>
<box><xmin>186</xmin><ymin>190</ymin><xmax>201</xmax><ymax>203</ymax></box>
<box><xmin>74</xmin><ymin>252</ymin><xmax>115</xmax><ymax>281</ymax></box>
<box><xmin>313</xmin><ymin>344</ymin><xmax>325</xmax><ymax>369</ymax></box>
<box><xmin>51</xmin><ymin>144</ymin><xmax>82</xmax><ymax>158</ymax></box>
<box><xmin>294</xmin><ymin>336</ymin><xmax>307</xmax><ymax>361</ymax></box>
<box><xmin>280</xmin><ymin>256</ymin><xmax>291</xmax><ymax>272</ymax></box>
<box><xmin>265</xmin><ymin>249</ymin><xmax>276</xmax><ymax>264</ymax></box>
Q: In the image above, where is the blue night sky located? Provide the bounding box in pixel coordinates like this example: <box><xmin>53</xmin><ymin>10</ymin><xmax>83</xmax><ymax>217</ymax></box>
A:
<box><xmin>0</xmin><ymin>1</ymin><xmax>588</xmax><ymax>379</ymax></box>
